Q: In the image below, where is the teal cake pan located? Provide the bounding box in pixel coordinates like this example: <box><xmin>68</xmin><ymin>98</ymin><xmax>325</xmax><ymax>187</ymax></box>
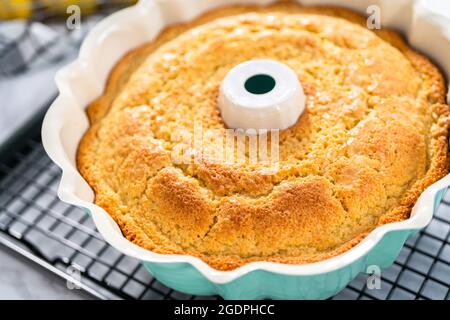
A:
<box><xmin>142</xmin><ymin>189</ymin><xmax>444</xmax><ymax>300</ymax></box>
<box><xmin>41</xmin><ymin>0</ymin><xmax>450</xmax><ymax>299</ymax></box>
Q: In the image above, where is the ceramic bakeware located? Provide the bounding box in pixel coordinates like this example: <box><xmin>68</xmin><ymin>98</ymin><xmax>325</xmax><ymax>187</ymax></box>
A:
<box><xmin>41</xmin><ymin>0</ymin><xmax>450</xmax><ymax>299</ymax></box>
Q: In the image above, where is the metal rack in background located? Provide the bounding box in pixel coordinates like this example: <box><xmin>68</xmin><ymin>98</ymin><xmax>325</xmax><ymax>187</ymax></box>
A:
<box><xmin>0</xmin><ymin>2</ymin><xmax>449</xmax><ymax>300</ymax></box>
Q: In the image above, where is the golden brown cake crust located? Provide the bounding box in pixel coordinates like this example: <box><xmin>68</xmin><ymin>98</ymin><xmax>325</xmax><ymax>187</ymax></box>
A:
<box><xmin>77</xmin><ymin>1</ymin><xmax>450</xmax><ymax>270</ymax></box>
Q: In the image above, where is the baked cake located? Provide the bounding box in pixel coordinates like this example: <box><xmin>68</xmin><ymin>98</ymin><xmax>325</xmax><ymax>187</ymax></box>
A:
<box><xmin>77</xmin><ymin>2</ymin><xmax>450</xmax><ymax>270</ymax></box>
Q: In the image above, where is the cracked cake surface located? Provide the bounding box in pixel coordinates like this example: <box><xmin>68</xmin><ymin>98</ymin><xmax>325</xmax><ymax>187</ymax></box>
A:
<box><xmin>77</xmin><ymin>2</ymin><xmax>450</xmax><ymax>270</ymax></box>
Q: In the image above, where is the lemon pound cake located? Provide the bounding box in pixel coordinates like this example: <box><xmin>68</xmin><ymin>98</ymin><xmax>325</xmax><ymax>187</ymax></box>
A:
<box><xmin>77</xmin><ymin>2</ymin><xmax>450</xmax><ymax>270</ymax></box>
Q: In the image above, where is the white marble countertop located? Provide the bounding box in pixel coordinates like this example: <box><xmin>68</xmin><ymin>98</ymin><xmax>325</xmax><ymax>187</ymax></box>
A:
<box><xmin>0</xmin><ymin>245</ymin><xmax>94</xmax><ymax>299</ymax></box>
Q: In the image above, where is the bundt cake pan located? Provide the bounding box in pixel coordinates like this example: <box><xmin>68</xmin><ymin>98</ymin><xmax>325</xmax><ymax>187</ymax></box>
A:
<box><xmin>41</xmin><ymin>0</ymin><xmax>450</xmax><ymax>299</ymax></box>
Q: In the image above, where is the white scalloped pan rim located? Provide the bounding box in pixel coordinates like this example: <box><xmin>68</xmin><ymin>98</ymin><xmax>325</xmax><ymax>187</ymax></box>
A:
<box><xmin>42</xmin><ymin>0</ymin><xmax>450</xmax><ymax>284</ymax></box>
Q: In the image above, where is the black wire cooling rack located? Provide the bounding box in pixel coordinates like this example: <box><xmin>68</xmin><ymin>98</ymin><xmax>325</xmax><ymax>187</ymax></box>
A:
<box><xmin>0</xmin><ymin>1</ymin><xmax>449</xmax><ymax>300</ymax></box>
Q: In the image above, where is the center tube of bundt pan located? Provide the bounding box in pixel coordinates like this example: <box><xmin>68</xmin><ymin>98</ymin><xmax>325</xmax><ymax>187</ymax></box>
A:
<box><xmin>218</xmin><ymin>59</ymin><xmax>305</xmax><ymax>132</ymax></box>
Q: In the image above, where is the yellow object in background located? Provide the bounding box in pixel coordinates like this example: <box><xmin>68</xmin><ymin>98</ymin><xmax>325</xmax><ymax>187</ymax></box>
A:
<box><xmin>0</xmin><ymin>0</ymin><xmax>137</xmax><ymax>20</ymax></box>
<box><xmin>0</xmin><ymin>0</ymin><xmax>32</xmax><ymax>19</ymax></box>
<box><xmin>41</xmin><ymin>0</ymin><xmax>97</xmax><ymax>15</ymax></box>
